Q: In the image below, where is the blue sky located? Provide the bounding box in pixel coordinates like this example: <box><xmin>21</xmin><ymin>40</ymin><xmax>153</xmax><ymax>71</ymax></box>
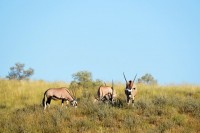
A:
<box><xmin>0</xmin><ymin>0</ymin><xmax>199</xmax><ymax>84</ymax></box>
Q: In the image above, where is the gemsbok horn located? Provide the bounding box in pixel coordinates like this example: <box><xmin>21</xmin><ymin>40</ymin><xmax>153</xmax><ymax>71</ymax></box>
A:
<box><xmin>123</xmin><ymin>72</ymin><xmax>137</xmax><ymax>106</ymax></box>
<box><xmin>42</xmin><ymin>87</ymin><xmax>77</xmax><ymax>110</ymax></box>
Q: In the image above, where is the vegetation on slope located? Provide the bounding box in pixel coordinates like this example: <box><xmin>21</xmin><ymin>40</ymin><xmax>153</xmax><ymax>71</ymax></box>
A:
<box><xmin>0</xmin><ymin>79</ymin><xmax>200</xmax><ymax>133</ymax></box>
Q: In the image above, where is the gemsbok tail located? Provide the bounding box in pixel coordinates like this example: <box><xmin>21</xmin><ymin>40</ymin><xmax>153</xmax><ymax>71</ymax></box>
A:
<box><xmin>42</xmin><ymin>92</ymin><xmax>47</xmax><ymax>109</ymax></box>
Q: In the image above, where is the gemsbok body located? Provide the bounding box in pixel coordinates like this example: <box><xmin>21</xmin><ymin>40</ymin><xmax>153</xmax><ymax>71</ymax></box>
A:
<box><xmin>42</xmin><ymin>87</ymin><xmax>77</xmax><ymax>110</ymax></box>
<box><xmin>123</xmin><ymin>73</ymin><xmax>137</xmax><ymax>106</ymax></box>
<box><xmin>97</xmin><ymin>82</ymin><xmax>116</xmax><ymax>104</ymax></box>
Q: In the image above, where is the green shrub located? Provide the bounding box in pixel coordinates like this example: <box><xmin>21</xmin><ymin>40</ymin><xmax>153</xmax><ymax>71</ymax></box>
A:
<box><xmin>136</xmin><ymin>98</ymin><xmax>153</xmax><ymax>111</ymax></box>
<box><xmin>173</xmin><ymin>114</ymin><xmax>187</xmax><ymax>126</ymax></box>
<box><xmin>179</xmin><ymin>98</ymin><xmax>199</xmax><ymax>115</ymax></box>
<box><xmin>0</xmin><ymin>80</ymin><xmax>200</xmax><ymax>133</ymax></box>
<box><xmin>153</xmin><ymin>95</ymin><xmax>168</xmax><ymax>107</ymax></box>
<box><xmin>158</xmin><ymin>119</ymin><xmax>175</xmax><ymax>133</ymax></box>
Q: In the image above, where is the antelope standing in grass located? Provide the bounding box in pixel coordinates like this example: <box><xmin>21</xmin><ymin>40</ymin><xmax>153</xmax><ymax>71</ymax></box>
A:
<box><xmin>42</xmin><ymin>87</ymin><xmax>77</xmax><ymax>110</ymax></box>
<box><xmin>123</xmin><ymin>72</ymin><xmax>137</xmax><ymax>106</ymax></box>
<box><xmin>97</xmin><ymin>81</ymin><xmax>116</xmax><ymax>104</ymax></box>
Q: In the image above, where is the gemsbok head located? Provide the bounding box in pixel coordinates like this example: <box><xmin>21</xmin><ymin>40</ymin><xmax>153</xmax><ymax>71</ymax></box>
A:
<box><xmin>97</xmin><ymin>81</ymin><xmax>116</xmax><ymax>104</ymax></box>
<box><xmin>42</xmin><ymin>87</ymin><xmax>77</xmax><ymax>110</ymax></box>
<box><xmin>123</xmin><ymin>72</ymin><xmax>137</xmax><ymax>106</ymax></box>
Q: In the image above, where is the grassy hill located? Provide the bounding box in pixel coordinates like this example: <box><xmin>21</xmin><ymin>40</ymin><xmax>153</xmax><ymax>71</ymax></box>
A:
<box><xmin>0</xmin><ymin>79</ymin><xmax>200</xmax><ymax>133</ymax></box>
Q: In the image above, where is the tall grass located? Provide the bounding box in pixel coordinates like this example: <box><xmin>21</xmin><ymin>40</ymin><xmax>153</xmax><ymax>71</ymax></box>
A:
<box><xmin>0</xmin><ymin>79</ymin><xmax>200</xmax><ymax>133</ymax></box>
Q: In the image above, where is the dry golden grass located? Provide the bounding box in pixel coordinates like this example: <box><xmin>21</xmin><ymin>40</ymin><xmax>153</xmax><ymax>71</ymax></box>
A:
<box><xmin>0</xmin><ymin>79</ymin><xmax>200</xmax><ymax>133</ymax></box>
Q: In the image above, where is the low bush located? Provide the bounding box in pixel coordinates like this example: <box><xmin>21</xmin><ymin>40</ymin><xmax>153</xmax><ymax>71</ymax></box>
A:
<box><xmin>0</xmin><ymin>80</ymin><xmax>200</xmax><ymax>132</ymax></box>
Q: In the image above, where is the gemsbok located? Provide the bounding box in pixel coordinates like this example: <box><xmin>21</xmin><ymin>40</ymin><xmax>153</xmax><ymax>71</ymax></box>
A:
<box><xmin>97</xmin><ymin>81</ymin><xmax>116</xmax><ymax>104</ymax></box>
<box><xmin>42</xmin><ymin>87</ymin><xmax>77</xmax><ymax>110</ymax></box>
<box><xmin>123</xmin><ymin>72</ymin><xmax>137</xmax><ymax>106</ymax></box>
